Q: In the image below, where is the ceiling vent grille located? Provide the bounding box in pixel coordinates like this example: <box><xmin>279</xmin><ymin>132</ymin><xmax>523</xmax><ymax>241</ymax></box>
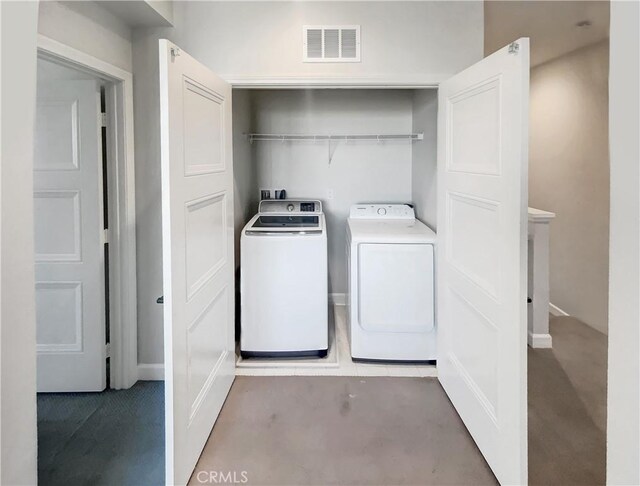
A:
<box><xmin>303</xmin><ymin>25</ymin><xmax>361</xmax><ymax>63</ymax></box>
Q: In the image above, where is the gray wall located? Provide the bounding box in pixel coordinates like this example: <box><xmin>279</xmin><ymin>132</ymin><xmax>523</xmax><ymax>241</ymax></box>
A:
<box><xmin>170</xmin><ymin>1</ymin><xmax>483</xmax><ymax>80</ymax></box>
<box><xmin>244</xmin><ymin>89</ymin><xmax>414</xmax><ymax>295</ymax></box>
<box><xmin>132</xmin><ymin>29</ymin><xmax>166</xmax><ymax>365</ymax></box>
<box><xmin>1</xmin><ymin>2</ymin><xmax>39</xmax><ymax>483</ymax></box>
<box><xmin>411</xmin><ymin>89</ymin><xmax>438</xmax><ymax>230</ymax></box>
<box><xmin>132</xmin><ymin>1</ymin><xmax>484</xmax><ymax>365</ymax></box>
<box><xmin>529</xmin><ymin>40</ymin><xmax>610</xmax><ymax>334</ymax></box>
<box><xmin>38</xmin><ymin>1</ymin><xmax>133</xmax><ymax>72</ymax></box>
<box><xmin>607</xmin><ymin>1</ymin><xmax>640</xmax><ymax>481</ymax></box>
<box><xmin>232</xmin><ymin>89</ymin><xmax>258</xmax><ymax>269</ymax></box>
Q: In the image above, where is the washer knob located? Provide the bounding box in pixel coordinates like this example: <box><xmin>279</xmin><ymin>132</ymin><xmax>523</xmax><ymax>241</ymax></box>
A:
<box><xmin>377</xmin><ymin>207</ymin><xmax>387</xmax><ymax>215</ymax></box>
<box><xmin>287</xmin><ymin>204</ymin><xmax>295</xmax><ymax>212</ymax></box>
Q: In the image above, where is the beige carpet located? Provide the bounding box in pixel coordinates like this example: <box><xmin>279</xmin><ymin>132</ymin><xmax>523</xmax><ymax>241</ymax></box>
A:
<box><xmin>191</xmin><ymin>315</ymin><xmax>607</xmax><ymax>485</ymax></box>
<box><xmin>528</xmin><ymin>316</ymin><xmax>607</xmax><ymax>485</ymax></box>
<box><xmin>190</xmin><ymin>376</ymin><xmax>497</xmax><ymax>485</ymax></box>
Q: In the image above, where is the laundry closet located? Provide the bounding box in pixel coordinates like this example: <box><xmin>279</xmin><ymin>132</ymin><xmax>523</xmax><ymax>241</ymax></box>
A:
<box><xmin>157</xmin><ymin>37</ymin><xmax>529</xmax><ymax>485</ymax></box>
<box><xmin>231</xmin><ymin>87</ymin><xmax>439</xmax><ymax>363</ymax></box>
<box><xmin>231</xmin><ymin>87</ymin><xmax>438</xmax><ymax>295</ymax></box>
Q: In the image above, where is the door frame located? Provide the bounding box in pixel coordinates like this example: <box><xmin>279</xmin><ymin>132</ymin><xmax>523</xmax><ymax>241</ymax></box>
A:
<box><xmin>226</xmin><ymin>76</ymin><xmax>441</xmax><ymax>89</ymax></box>
<box><xmin>226</xmin><ymin>76</ymin><xmax>527</xmax><ymax>483</ymax></box>
<box><xmin>36</xmin><ymin>35</ymin><xmax>138</xmax><ymax>389</ymax></box>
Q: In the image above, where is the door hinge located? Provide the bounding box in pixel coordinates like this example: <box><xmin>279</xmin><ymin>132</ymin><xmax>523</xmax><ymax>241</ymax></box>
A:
<box><xmin>508</xmin><ymin>42</ymin><xmax>520</xmax><ymax>55</ymax></box>
<box><xmin>102</xmin><ymin>228</ymin><xmax>109</xmax><ymax>245</ymax></box>
<box><xmin>170</xmin><ymin>47</ymin><xmax>181</xmax><ymax>60</ymax></box>
<box><xmin>105</xmin><ymin>342</ymin><xmax>111</xmax><ymax>359</ymax></box>
<box><xmin>100</xmin><ymin>112</ymin><xmax>108</xmax><ymax>127</ymax></box>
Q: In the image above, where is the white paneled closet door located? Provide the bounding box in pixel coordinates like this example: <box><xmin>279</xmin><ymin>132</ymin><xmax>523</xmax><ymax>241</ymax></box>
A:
<box><xmin>436</xmin><ymin>39</ymin><xmax>530</xmax><ymax>485</ymax></box>
<box><xmin>159</xmin><ymin>39</ymin><xmax>236</xmax><ymax>485</ymax></box>
<box><xmin>34</xmin><ymin>79</ymin><xmax>106</xmax><ymax>393</ymax></box>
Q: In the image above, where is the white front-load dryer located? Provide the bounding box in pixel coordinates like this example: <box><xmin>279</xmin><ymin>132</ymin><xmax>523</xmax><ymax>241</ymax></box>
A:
<box><xmin>241</xmin><ymin>200</ymin><xmax>328</xmax><ymax>358</ymax></box>
<box><xmin>347</xmin><ymin>204</ymin><xmax>436</xmax><ymax>361</ymax></box>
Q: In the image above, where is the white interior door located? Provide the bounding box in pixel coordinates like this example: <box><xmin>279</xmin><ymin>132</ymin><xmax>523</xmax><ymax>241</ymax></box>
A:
<box><xmin>159</xmin><ymin>40</ymin><xmax>235</xmax><ymax>485</ymax></box>
<box><xmin>436</xmin><ymin>39</ymin><xmax>529</xmax><ymax>484</ymax></box>
<box><xmin>34</xmin><ymin>79</ymin><xmax>106</xmax><ymax>392</ymax></box>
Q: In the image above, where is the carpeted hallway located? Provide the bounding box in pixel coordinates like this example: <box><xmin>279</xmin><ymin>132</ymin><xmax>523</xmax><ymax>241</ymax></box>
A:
<box><xmin>528</xmin><ymin>315</ymin><xmax>608</xmax><ymax>485</ymax></box>
<box><xmin>37</xmin><ymin>381</ymin><xmax>164</xmax><ymax>486</ymax></box>
<box><xmin>36</xmin><ymin>316</ymin><xmax>607</xmax><ymax>486</ymax></box>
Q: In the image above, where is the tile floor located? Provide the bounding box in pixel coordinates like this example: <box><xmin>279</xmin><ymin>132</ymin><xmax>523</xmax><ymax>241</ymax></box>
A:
<box><xmin>236</xmin><ymin>305</ymin><xmax>437</xmax><ymax>377</ymax></box>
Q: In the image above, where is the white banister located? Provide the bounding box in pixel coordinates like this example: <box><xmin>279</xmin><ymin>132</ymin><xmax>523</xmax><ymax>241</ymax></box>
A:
<box><xmin>528</xmin><ymin>207</ymin><xmax>556</xmax><ymax>348</ymax></box>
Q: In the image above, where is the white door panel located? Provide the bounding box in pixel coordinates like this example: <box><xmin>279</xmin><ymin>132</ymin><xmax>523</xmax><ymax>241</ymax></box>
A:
<box><xmin>437</xmin><ymin>39</ymin><xmax>529</xmax><ymax>485</ymax></box>
<box><xmin>34</xmin><ymin>80</ymin><xmax>106</xmax><ymax>392</ymax></box>
<box><xmin>159</xmin><ymin>40</ymin><xmax>235</xmax><ymax>485</ymax></box>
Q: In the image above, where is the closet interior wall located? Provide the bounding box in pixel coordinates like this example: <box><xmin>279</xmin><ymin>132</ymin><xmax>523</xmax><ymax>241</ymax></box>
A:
<box><xmin>232</xmin><ymin>88</ymin><xmax>438</xmax><ymax>297</ymax></box>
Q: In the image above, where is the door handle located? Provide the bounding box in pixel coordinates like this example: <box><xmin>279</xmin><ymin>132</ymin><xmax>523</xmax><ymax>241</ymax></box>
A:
<box><xmin>156</xmin><ymin>296</ymin><xmax>164</xmax><ymax>304</ymax></box>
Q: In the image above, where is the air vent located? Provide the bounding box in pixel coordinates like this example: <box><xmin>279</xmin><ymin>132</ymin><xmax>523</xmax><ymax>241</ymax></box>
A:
<box><xmin>303</xmin><ymin>25</ymin><xmax>361</xmax><ymax>63</ymax></box>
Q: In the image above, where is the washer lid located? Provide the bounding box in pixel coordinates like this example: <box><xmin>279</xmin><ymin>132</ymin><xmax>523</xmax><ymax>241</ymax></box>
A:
<box><xmin>252</xmin><ymin>215</ymin><xmax>319</xmax><ymax>229</ymax></box>
<box><xmin>244</xmin><ymin>213</ymin><xmax>325</xmax><ymax>235</ymax></box>
<box><xmin>348</xmin><ymin>218</ymin><xmax>436</xmax><ymax>244</ymax></box>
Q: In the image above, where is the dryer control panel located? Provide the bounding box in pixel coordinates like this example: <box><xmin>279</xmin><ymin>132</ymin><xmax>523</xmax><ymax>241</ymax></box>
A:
<box><xmin>349</xmin><ymin>204</ymin><xmax>415</xmax><ymax>220</ymax></box>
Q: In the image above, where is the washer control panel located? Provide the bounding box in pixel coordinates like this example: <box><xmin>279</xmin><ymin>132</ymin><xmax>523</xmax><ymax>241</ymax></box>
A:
<box><xmin>259</xmin><ymin>200</ymin><xmax>322</xmax><ymax>214</ymax></box>
<box><xmin>349</xmin><ymin>204</ymin><xmax>415</xmax><ymax>220</ymax></box>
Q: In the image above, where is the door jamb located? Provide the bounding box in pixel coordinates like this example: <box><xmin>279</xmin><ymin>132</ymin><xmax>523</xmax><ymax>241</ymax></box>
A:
<box><xmin>37</xmin><ymin>35</ymin><xmax>138</xmax><ymax>389</ymax></box>
<box><xmin>226</xmin><ymin>76</ymin><xmax>441</xmax><ymax>89</ymax></box>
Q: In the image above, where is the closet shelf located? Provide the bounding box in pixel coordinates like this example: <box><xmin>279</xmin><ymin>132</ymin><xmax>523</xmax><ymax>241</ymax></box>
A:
<box><xmin>246</xmin><ymin>133</ymin><xmax>424</xmax><ymax>143</ymax></box>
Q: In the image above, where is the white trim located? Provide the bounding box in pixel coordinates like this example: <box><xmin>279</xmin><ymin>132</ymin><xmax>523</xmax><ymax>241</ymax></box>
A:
<box><xmin>528</xmin><ymin>332</ymin><xmax>553</xmax><ymax>349</ymax></box>
<box><xmin>528</xmin><ymin>207</ymin><xmax>556</xmax><ymax>222</ymax></box>
<box><xmin>549</xmin><ymin>303</ymin><xmax>570</xmax><ymax>317</ymax></box>
<box><xmin>37</xmin><ymin>35</ymin><xmax>138</xmax><ymax>390</ymax></box>
<box><xmin>225</xmin><ymin>75</ymin><xmax>445</xmax><ymax>89</ymax></box>
<box><xmin>329</xmin><ymin>293</ymin><xmax>346</xmax><ymax>306</ymax></box>
<box><xmin>37</xmin><ymin>35</ymin><xmax>132</xmax><ymax>82</ymax></box>
<box><xmin>137</xmin><ymin>364</ymin><xmax>165</xmax><ymax>381</ymax></box>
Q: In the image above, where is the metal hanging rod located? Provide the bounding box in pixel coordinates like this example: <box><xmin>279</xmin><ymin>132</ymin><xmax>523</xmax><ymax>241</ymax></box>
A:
<box><xmin>247</xmin><ymin>133</ymin><xmax>424</xmax><ymax>143</ymax></box>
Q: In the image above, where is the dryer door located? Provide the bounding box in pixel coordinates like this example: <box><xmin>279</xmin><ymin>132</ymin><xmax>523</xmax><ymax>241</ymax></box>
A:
<box><xmin>357</xmin><ymin>243</ymin><xmax>435</xmax><ymax>333</ymax></box>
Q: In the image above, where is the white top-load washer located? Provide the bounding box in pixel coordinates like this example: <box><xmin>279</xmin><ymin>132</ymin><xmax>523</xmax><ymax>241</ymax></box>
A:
<box><xmin>241</xmin><ymin>200</ymin><xmax>328</xmax><ymax>358</ymax></box>
<box><xmin>347</xmin><ymin>204</ymin><xmax>437</xmax><ymax>361</ymax></box>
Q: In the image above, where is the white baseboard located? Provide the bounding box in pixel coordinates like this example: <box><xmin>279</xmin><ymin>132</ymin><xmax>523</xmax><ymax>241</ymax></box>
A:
<box><xmin>528</xmin><ymin>332</ymin><xmax>553</xmax><ymax>348</ymax></box>
<box><xmin>330</xmin><ymin>293</ymin><xmax>346</xmax><ymax>306</ymax></box>
<box><xmin>137</xmin><ymin>363</ymin><xmax>164</xmax><ymax>381</ymax></box>
<box><xmin>549</xmin><ymin>303</ymin><xmax>570</xmax><ymax>317</ymax></box>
